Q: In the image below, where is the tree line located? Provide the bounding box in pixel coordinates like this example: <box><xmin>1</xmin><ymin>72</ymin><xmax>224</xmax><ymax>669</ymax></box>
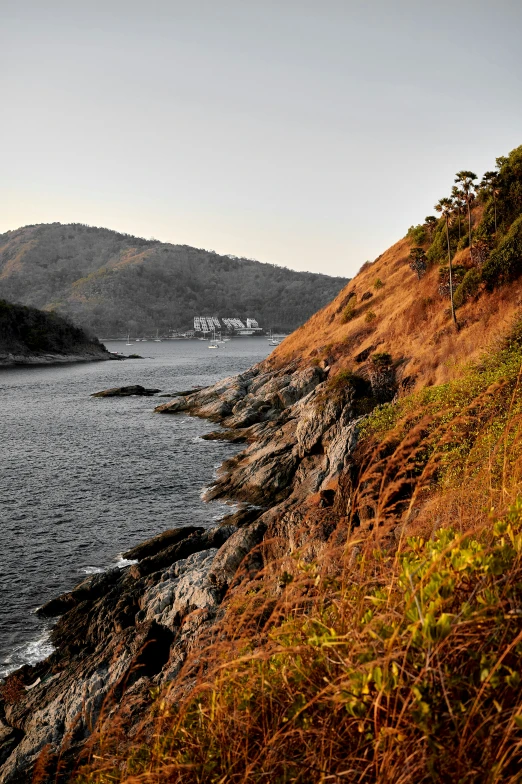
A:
<box><xmin>407</xmin><ymin>145</ymin><xmax>522</xmax><ymax>329</ymax></box>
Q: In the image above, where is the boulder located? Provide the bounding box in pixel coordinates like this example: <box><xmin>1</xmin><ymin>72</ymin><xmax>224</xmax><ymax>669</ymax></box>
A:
<box><xmin>91</xmin><ymin>385</ymin><xmax>161</xmax><ymax>397</ymax></box>
<box><xmin>123</xmin><ymin>526</ymin><xmax>204</xmax><ymax>561</ymax></box>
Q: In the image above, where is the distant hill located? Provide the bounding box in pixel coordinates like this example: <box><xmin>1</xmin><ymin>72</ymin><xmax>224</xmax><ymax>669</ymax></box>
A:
<box><xmin>0</xmin><ymin>224</ymin><xmax>348</xmax><ymax>337</ymax></box>
<box><xmin>0</xmin><ymin>298</ymin><xmax>108</xmax><ymax>365</ymax></box>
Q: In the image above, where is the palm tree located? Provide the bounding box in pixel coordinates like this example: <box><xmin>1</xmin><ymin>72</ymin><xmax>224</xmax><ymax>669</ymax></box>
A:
<box><xmin>450</xmin><ymin>186</ymin><xmax>465</xmax><ymax>241</ymax></box>
<box><xmin>425</xmin><ymin>215</ymin><xmax>438</xmax><ymax>240</ymax></box>
<box><xmin>435</xmin><ymin>197</ymin><xmax>458</xmax><ymax>328</ymax></box>
<box><xmin>454</xmin><ymin>171</ymin><xmax>477</xmax><ymax>253</ymax></box>
<box><xmin>480</xmin><ymin>170</ymin><xmax>500</xmax><ymax>233</ymax></box>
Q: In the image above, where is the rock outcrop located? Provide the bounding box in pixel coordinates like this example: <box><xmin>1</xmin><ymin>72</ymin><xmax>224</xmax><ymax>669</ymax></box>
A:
<box><xmin>91</xmin><ymin>385</ymin><xmax>161</xmax><ymax>397</ymax></box>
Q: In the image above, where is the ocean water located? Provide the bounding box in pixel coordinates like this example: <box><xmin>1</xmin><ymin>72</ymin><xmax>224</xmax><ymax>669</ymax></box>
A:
<box><xmin>0</xmin><ymin>337</ymin><xmax>272</xmax><ymax>678</ymax></box>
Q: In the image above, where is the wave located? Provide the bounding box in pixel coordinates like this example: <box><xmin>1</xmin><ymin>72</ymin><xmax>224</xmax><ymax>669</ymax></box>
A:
<box><xmin>0</xmin><ymin>630</ymin><xmax>54</xmax><ymax>680</ymax></box>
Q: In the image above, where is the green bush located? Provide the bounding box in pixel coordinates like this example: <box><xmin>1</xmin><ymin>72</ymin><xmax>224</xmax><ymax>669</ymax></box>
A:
<box><xmin>453</xmin><ymin>268</ymin><xmax>481</xmax><ymax>308</ymax></box>
<box><xmin>365</xmin><ymin>310</ymin><xmax>376</xmax><ymax>323</ymax></box>
<box><xmin>341</xmin><ymin>294</ymin><xmax>357</xmax><ymax>323</ymax></box>
<box><xmin>328</xmin><ymin>369</ymin><xmax>370</xmax><ymax>397</ymax></box>
<box><xmin>427</xmin><ymin>220</ymin><xmax>460</xmax><ymax>264</ymax></box>
<box><xmin>374</xmin><ymin>278</ymin><xmax>384</xmax><ymax>289</ymax></box>
<box><xmin>371</xmin><ymin>351</ymin><xmax>392</xmax><ymax>366</ymax></box>
<box><xmin>457</xmin><ymin>232</ymin><xmax>470</xmax><ymax>251</ymax></box>
<box><xmin>341</xmin><ymin>303</ymin><xmax>356</xmax><ymax>323</ymax></box>
<box><xmin>407</xmin><ymin>224</ymin><xmax>427</xmax><ymax>244</ymax></box>
<box><xmin>481</xmin><ymin>215</ymin><xmax>522</xmax><ymax>287</ymax></box>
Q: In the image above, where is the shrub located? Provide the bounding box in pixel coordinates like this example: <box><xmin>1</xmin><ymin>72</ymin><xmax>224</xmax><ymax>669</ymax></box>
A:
<box><xmin>371</xmin><ymin>351</ymin><xmax>392</xmax><ymax>366</ymax></box>
<box><xmin>481</xmin><ymin>215</ymin><xmax>522</xmax><ymax>287</ymax></box>
<box><xmin>453</xmin><ymin>268</ymin><xmax>481</xmax><ymax>308</ymax></box>
<box><xmin>409</xmin><ymin>247</ymin><xmax>427</xmax><ymax>279</ymax></box>
<box><xmin>374</xmin><ymin>278</ymin><xmax>384</xmax><ymax>289</ymax></box>
<box><xmin>328</xmin><ymin>369</ymin><xmax>367</xmax><ymax>393</ymax></box>
<box><xmin>427</xmin><ymin>219</ymin><xmax>460</xmax><ymax>264</ymax></box>
<box><xmin>365</xmin><ymin>310</ymin><xmax>376</xmax><ymax>323</ymax></box>
<box><xmin>438</xmin><ymin>265</ymin><xmax>466</xmax><ymax>298</ymax></box>
<box><xmin>341</xmin><ymin>303</ymin><xmax>356</xmax><ymax>323</ymax></box>
<box><xmin>407</xmin><ymin>224</ymin><xmax>427</xmax><ymax>244</ymax></box>
<box><xmin>341</xmin><ymin>294</ymin><xmax>357</xmax><ymax>323</ymax></box>
<box><xmin>457</xmin><ymin>232</ymin><xmax>470</xmax><ymax>250</ymax></box>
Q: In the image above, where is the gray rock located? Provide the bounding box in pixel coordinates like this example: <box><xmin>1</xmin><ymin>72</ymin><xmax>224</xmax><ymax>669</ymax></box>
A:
<box><xmin>207</xmin><ymin>520</ymin><xmax>267</xmax><ymax>593</ymax></box>
<box><xmin>91</xmin><ymin>385</ymin><xmax>161</xmax><ymax>397</ymax></box>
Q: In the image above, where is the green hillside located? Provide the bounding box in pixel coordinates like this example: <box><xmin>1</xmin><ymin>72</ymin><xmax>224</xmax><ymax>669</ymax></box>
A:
<box><xmin>0</xmin><ymin>224</ymin><xmax>348</xmax><ymax>337</ymax></box>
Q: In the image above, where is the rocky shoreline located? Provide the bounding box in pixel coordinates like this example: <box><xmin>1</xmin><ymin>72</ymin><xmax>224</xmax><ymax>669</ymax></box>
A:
<box><xmin>0</xmin><ymin>356</ymin><xmax>396</xmax><ymax>782</ymax></box>
<box><xmin>0</xmin><ymin>348</ymin><xmax>116</xmax><ymax>368</ymax></box>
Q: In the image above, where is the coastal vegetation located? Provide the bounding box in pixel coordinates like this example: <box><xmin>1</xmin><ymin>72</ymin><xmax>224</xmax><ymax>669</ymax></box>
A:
<box><xmin>0</xmin><ymin>224</ymin><xmax>348</xmax><ymax>337</ymax></box>
<box><xmin>0</xmin><ymin>299</ymin><xmax>106</xmax><ymax>360</ymax></box>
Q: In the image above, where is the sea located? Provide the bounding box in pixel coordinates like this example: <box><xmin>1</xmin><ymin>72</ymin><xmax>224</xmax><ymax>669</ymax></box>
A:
<box><xmin>0</xmin><ymin>337</ymin><xmax>272</xmax><ymax>678</ymax></box>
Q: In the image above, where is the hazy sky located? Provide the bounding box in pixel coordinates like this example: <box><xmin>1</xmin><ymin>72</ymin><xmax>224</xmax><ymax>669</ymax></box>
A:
<box><xmin>1</xmin><ymin>1</ymin><xmax>521</xmax><ymax>277</ymax></box>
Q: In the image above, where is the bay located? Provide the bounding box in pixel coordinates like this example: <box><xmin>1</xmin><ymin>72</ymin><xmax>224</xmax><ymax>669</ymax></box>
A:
<box><xmin>0</xmin><ymin>337</ymin><xmax>271</xmax><ymax>677</ymax></box>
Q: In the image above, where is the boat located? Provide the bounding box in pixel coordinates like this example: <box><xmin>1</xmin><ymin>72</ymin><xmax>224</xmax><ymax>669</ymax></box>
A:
<box><xmin>125</xmin><ymin>333</ymin><xmax>132</xmax><ymax>346</ymax></box>
<box><xmin>208</xmin><ymin>329</ymin><xmax>219</xmax><ymax>349</ymax></box>
<box><xmin>135</xmin><ymin>338</ymin><xmax>140</xmax><ymax>342</ymax></box>
<box><xmin>154</xmin><ymin>329</ymin><xmax>162</xmax><ymax>342</ymax></box>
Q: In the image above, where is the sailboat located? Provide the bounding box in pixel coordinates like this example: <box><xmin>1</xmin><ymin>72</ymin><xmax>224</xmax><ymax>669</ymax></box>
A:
<box><xmin>208</xmin><ymin>329</ymin><xmax>219</xmax><ymax>349</ymax></box>
<box><xmin>154</xmin><ymin>329</ymin><xmax>162</xmax><ymax>342</ymax></box>
<box><xmin>126</xmin><ymin>333</ymin><xmax>132</xmax><ymax>346</ymax></box>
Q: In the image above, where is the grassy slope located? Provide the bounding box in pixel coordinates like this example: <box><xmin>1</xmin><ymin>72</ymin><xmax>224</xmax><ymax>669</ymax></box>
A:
<box><xmin>0</xmin><ymin>223</ymin><xmax>348</xmax><ymax>336</ymax></box>
<box><xmin>271</xmin><ymin>228</ymin><xmax>522</xmax><ymax>391</ymax></box>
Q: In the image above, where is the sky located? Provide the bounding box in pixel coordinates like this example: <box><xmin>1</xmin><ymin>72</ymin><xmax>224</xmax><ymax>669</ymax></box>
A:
<box><xmin>1</xmin><ymin>0</ymin><xmax>521</xmax><ymax>278</ymax></box>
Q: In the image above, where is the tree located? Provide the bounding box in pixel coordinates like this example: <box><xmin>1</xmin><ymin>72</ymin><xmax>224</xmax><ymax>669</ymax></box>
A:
<box><xmin>409</xmin><ymin>247</ymin><xmax>427</xmax><ymax>279</ymax></box>
<box><xmin>450</xmin><ymin>186</ymin><xmax>466</xmax><ymax>241</ymax></box>
<box><xmin>435</xmin><ymin>197</ymin><xmax>458</xmax><ymax>328</ymax></box>
<box><xmin>480</xmin><ymin>170</ymin><xmax>500</xmax><ymax>233</ymax></box>
<box><xmin>454</xmin><ymin>171</ymin><xmax>477</xmax><ymax>252</ymax></box>
<box><xmin>425</xmin><ymin>216</ymin><xmax>438</xmax><ymax>240</ymax></box>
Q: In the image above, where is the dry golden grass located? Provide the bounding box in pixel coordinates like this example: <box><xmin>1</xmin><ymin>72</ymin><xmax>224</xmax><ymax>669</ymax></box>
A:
<box><xmin>270</xmin><ymin>221</ymin><xmax>522</xmax><ymax>392</ymax></box>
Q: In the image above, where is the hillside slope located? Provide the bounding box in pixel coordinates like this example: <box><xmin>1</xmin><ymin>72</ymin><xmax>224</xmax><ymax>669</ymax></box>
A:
<box><xmin>0</xmin><ymin>299</ymin><xmax>109</xmax><ymax>366</ymax></box>
<box><xmin>271</xmin><ymin>144</ymin><xmax>522</xmax><ymax>390</ymax></box>
<box><xmin>0</xmin><ymin>224</ymin><xmax>348</xmax><ymax>337</ymax></box>
<box><xmin>2</xmin><ymin>145</ymin><xmax>522</xmax><ymax>783</ymax></box>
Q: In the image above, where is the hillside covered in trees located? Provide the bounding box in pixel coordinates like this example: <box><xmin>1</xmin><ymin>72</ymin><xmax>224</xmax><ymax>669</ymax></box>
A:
<box><xmin>0</xmin><ymin>299</ymin><xmax>108</xmax><ymax>365</ymax></box>
<box><xmin>0</xmin><ymin>224</ymin><xmax>348</xmax><ymax>337</ymax></box>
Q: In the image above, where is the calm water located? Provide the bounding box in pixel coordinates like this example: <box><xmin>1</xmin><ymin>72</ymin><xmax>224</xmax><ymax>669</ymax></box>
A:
<box><xmin>0</xmin><ymin>338</ymin><xmax>271</xmax><ymax>678</ymax></box>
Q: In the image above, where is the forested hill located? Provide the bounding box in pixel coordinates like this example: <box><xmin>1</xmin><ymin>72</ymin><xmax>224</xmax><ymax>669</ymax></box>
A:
<box><xmin>0</xmin><ymin>299</ymin><xmax>108</xmax><ymax>364</ymax></box>
<box><xmin>0</xmin><ymin>224</ymin><xmax>348</xmax><ymax>337</ymax></box>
